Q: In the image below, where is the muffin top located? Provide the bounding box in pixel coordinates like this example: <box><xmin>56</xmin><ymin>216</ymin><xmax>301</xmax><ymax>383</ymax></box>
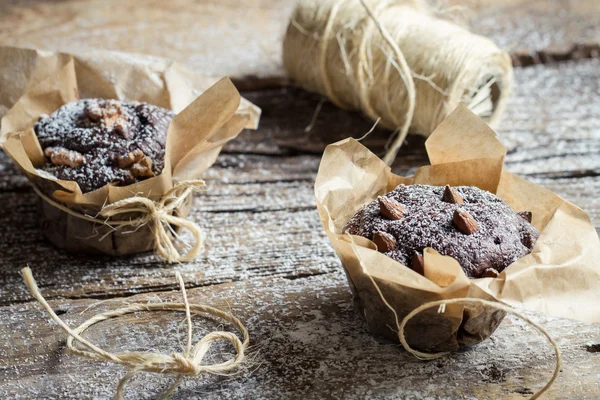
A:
<box><xmin>35</xmin><ymin>99</ymin><xmax>174</xmax><ymax>193</ymax></box>
<box><xmin>344</xmin><ymin>184</ymin><xmax>539</xmax><ymax>278</ymax></box>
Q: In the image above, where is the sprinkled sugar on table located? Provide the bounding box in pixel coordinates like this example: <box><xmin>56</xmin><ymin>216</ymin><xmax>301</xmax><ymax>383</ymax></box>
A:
<box><xmin>0</xmin><ymin>1</ymin><xmax>599</xmax><ymax>399</ymax></box>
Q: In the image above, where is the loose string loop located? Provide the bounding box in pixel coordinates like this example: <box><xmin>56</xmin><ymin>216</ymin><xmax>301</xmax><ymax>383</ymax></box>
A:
<box><xmin>31</xmin><ymin>180</ymin><xmax>207</xmax><ymax>263</ymax></box>
<box><xmin>21</xmin><ymin>267</ymin><xmax>249</xmax><ymax>400</ymax></box>
<box><xmin>398</xmin><ymin>298</ymin><xmax>562</xmax><ymax>400</ymax></box>
<box><xmin>347</xmin><ymin>237</ymin><xmax>561</xmax><ymax>400</ymax></box>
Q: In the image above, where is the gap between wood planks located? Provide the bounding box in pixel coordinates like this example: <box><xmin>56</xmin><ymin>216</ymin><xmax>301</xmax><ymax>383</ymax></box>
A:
<box><xmin>510</xmin><ymin>43</ymin><xmax>600</xmax><ymax>67</ymax></box>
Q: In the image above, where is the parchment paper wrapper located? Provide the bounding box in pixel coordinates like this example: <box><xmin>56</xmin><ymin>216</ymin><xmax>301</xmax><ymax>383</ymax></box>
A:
<box><xmin>0</xmin><ymin>46</ymin><xmax>260</xmax><ymax>256</ymax></box>
<box><xmin>315</xmin><ymin>105</ymin><xmax>600</xmax><ymax>352</ymax></box>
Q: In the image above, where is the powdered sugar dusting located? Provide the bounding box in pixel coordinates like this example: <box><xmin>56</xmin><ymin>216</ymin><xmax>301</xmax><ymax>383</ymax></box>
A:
<box><xmin>344</xmin><ymin>184</ymin><xmax>539</xmax><ymax>278</ymax></box>
<box><xmin>34</xmin><ymin>168</ymin><xmax>58</xmax><ymax>181</ymax></box>
<box><xmin>35</xmin><ymin>99</ymin><xmax>174</xmax><ymax>193</ymax></box>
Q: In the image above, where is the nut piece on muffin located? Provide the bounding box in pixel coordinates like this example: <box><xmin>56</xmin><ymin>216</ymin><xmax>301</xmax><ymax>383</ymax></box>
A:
<box><xmin>343</xmin><ymin>184</ymin><xmax>539</xmax><ymax>278</ymax></box>
<box><xmin>35</xmin><ymin>99</ymin><xmax>175</xmax><ymax>193</ymax></box>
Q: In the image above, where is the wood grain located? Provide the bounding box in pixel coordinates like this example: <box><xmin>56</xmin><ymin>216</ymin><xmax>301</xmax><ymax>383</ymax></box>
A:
<box><xmin>465</xmin><ymin>0</ymin><xmax>600</xmax><ymax>60</ymax></box>
<box><xmin>1</xmin><ymin>273</ymin><xmax>599</xmax><ymax>399</ymax></box>
<box><xmin>0</xmin><ymin>0</ymin><xmax>599</xmax><ymax>89</ymax></box>
<box><xmin>0</xmin><ymin>0</ymin><xmax>295</xmax><ymax>89</ymax></box>
<box><xmin>0</xmin><ymin>1</ymin><xmax>600</xmax><ymax>399</ymax></box>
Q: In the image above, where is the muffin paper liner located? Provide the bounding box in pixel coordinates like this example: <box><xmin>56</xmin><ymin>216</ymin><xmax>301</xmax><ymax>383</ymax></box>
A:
<box><xmin>315</xmin><ymin>105</ymin><xmax>600</xmax><ymax>351</ymax></box>
<box><xmin>0</xmin><ymin>46</ymin><xmax>261</xmax><ymax>258</ymax></box>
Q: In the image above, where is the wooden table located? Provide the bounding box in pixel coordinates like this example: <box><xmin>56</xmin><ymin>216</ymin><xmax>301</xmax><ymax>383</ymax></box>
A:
<box><xmin>1</xmin><ymin>1</ymin><xmax>599</xmax><ymax>399</ymax></box>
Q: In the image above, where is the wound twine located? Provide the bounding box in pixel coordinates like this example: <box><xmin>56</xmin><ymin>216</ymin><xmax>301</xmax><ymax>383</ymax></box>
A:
<box><xmin>32</xmin><ymin>180</ymin><xmax>207</xmax><ymax>263</ymax></box>
<box><xmin>348</xmin><ymin>238</ymin><xmax>561</xmax><ymax>399</ymax></box>
<box><xmin>283</xmin><ymin>0</ymin><xmax>513</xmax><ymax>164</ymax></box>
<box><xmin>21</xmin><ymin>267</ymin><xmax>249</xmax><ymax>400</ymax></box>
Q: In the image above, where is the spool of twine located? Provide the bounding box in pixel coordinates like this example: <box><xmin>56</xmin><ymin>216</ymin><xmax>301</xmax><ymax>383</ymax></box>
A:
<box><xmin>283</xmin><ymin>0</ymin><xmax>513</xmax><ymax>164</ymax></box>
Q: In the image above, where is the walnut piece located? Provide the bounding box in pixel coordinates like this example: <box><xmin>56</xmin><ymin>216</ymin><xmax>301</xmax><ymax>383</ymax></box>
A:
<box><xmin>85</xmin><ymin>100</ymin><xmax>131</xmax><ymax>137</ymax></box>
<box><xmin>102</xmin><ymin>100</ymin><xmax>121</xmax><ymax>119</ymax></box>
<box><xmin>84</xmin><ymin>103</ymin><xmax>103</xmax><ymax>122</ymax></box>
<box><xmin>130</xmin><ymin>156</ymin><xmax>154</xmax><ymax>178</ymax></box>
<box><xmin>113</xmin><ymin>117</ymin><xmax>134</xmax><ymax>139</ymax></box>
<box><xmin>115</xmin><ymin>149</ymin><xmax>145</xmax><ymax>169</ymax></box>
<box><xmin>44</xmin><ymin>146</ymin><xmax>85</xmax><ymax>168</ymax></box>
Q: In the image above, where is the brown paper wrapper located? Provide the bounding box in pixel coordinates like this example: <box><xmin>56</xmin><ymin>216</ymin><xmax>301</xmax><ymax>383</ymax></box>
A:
<box><xmin>315</xmin><ymin>105</ymin><xmax>600</xmax><ymax>352</ymax></box>
<box><xmin>0</xmin><ymin>46</ymin><xmax>261</xmax><ymax>256</ymax></box>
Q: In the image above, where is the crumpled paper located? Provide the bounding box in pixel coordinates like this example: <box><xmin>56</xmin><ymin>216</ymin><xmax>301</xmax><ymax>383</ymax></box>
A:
<box><xmin>315</xmin><ymin>105</ymin><xmax>600</xmax><ymax>351</ymax></box>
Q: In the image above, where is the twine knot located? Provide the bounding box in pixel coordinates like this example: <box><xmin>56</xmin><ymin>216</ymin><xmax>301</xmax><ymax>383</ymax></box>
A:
<box><xmin>21</xmin><ymin>267</ymin><xmax>250</xmax><ymax>400</ymax></box>
<box><xmin>172</xmin><ymin>353</ymin><xmax>199</xmax><ymax>374</ymax></box>
<box><xmin>33</xmin><ymin>180</ymin><xmax>208</xmax><ymax>263</ymax></box>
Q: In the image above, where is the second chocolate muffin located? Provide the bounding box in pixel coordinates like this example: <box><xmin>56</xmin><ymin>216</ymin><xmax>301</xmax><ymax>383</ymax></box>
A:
<box><xmin>344</xmin><ymin>184</ymin><xmax>539</xmax><ymax>278</ymax></box>
<box><xmin>35</xmin><ymin>99</ymin><xmax>174</xmax><ymax>193</ymax></box>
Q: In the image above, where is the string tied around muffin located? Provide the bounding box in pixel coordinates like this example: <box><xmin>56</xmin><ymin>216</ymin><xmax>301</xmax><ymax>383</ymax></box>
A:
<box><xmin>31</xmin><ymin>179</ymin><xmax>207</xmax><ymax>263</ymax></box>
<box><xmin>20</xmin><ymin>267</ymin><xmax>250</xmax><ymax>400</ymax></box>
<box><xmin>347</xmin><ymin>236</ymin><xmax>562</xmax><ymax>400</ymax></box>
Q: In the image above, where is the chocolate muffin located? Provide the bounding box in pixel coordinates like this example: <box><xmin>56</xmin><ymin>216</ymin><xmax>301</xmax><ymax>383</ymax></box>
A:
<box><xmin>344</xmin><ymin>184</ymin><xmax>539</xmax><ymax>278</ymax></box>
<box><xmin>35</xmin><ymin>99</ymin><xmax>174</xmax><ymax>193</ymax></box>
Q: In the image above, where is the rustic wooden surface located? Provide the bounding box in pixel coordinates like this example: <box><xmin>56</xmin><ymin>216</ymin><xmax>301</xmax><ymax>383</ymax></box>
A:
<box><xmin>0</xmin><ymin>0</ymin><xmax>599</xmax><ymax>88</ymax></box>
<box><xmin>2</xmin><ymin>275</ymin><xmax>599</xmax><ymax>399</ymax></box>
<box><xmin>1</xmin><ymin>0</ymin><xmax>600</xmax><ymax>399</ymax></box>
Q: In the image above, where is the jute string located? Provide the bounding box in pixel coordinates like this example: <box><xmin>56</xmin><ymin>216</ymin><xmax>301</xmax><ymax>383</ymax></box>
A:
<box><xmin>32</xmin><ymin>180</ymin><xmax>207</xmax><ymax>263</ymax></box>
<box><xmin>283</xmin><ymin>0</ymin><xmax>513</xmax><ymax>164</ymax></box>
<box><xmin>348</xmin><ymin>239</ymin><xmax>561</xmax><ymax>399</ymax></box>
<box><xmin>21</xmin><ymin>267</ymin><xmax>249</xmax><ymax>400</ymax></box>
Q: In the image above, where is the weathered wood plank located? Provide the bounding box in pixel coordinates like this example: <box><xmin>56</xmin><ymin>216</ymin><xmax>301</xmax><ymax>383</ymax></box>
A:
<box><xmin>0</xmin><ymin>0</ymin><xmax>599</xmax><ymax>89</ymax></box>
<box><xmin>465</xmin><ymin>0</ymin><xmax>600</xmax><ymax>62</ymax></box>
<box><xmin>234</xmin><ymin>59</ymin><xmax>600</xmax><ymax>168</ymax></box>
<box><xmin>0</xmin><ymin>186</ymin><xmax>337</xmax><ymax>305</ymax></box>
<box><xmin>0</xmin><ymin>0</ymin><xmax>296</xmax><ymax>88</ymax></box>
<box><xmin>1</xmin><ymin>272</ymin><xmax>599</xmax><ymax>399</ymax></box>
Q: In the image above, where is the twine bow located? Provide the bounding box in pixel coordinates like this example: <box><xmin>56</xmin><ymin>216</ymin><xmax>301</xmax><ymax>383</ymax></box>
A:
<box><xmin>21</xmin><ymin>267</ymin><xmax>250</xmax><ymax>400</ymax></box>
<box><xmin>32</xmin><ymin>180</ymin><xmax>207</xmax><ymax>263</ymax></box>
